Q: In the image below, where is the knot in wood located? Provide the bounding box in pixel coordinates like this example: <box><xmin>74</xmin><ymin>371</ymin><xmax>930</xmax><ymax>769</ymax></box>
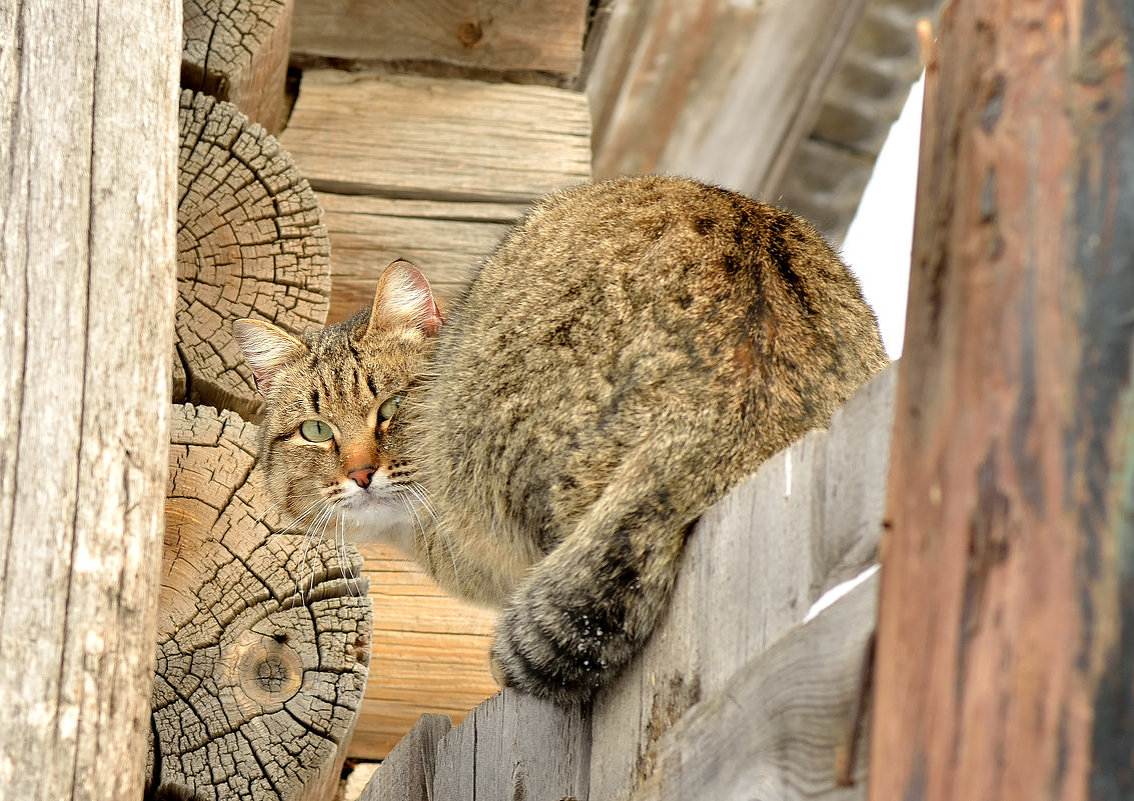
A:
<box><xmin>235</xmin><ymin>635</ymin><xmax>304</xmax><ymax>705</ymax></box>
<box><xmin>458</xmin><ymin>21</ymin><xmax>484</xmax><ymax>48</ymax></box>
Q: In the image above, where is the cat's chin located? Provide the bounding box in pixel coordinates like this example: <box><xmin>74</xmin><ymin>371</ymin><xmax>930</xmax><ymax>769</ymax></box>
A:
<box><xmin>335</xmin><ymin>492</ymin><xmax>418</xmax><ymax>554</ymax></box>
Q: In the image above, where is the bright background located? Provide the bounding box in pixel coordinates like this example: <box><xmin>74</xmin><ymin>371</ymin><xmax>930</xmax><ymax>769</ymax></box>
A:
<box><xmin>840</xmin><ymin>74</ymin><xmax>924</xmax><ymax>359</ymax></box>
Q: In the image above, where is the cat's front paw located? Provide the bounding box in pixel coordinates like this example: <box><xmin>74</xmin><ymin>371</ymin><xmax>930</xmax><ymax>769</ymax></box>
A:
<box><xmin>489</xmin><ymin>596</ymin><xmax>631</xmax><ymax>706</ymax></box>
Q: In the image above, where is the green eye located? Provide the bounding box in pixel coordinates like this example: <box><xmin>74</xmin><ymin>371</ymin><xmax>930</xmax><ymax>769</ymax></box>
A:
<box><xmin>378</xmin><ymin>393</ymin><xmax>405</xmax><ymax>422</ymax></box>
<box><xmin>299</xmin><ymin>420</ymin><xmax>334</xmax><ymax>443</ymax></box>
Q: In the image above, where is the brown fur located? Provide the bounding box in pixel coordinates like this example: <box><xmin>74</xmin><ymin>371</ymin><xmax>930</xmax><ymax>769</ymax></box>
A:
<box><xmin>235</xmin><ymin>176</ymin><xmax>888</xmax><ymax>704</ymax></box>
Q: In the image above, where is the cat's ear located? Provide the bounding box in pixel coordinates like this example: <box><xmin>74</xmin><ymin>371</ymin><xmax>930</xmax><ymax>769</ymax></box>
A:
<box><xmin>367</xmin><ymin>259</ymin><xmax>443</xmax><ymax>338</ymax></box>
<box><xmin>232</xmin><ymin>318</ymin><xmax>307</xmax><ymax>393</ymax></box>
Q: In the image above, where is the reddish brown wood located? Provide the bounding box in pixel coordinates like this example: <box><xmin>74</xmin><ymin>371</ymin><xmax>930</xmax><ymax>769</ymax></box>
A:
<box><xmin>870</xmin><ymin>2</ymin><xmax>1134</xmax><ymax>800</ymax></box>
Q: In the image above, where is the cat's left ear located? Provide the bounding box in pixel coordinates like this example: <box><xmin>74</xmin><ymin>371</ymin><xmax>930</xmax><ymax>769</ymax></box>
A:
<box><xmin>232</xmin><ymin>318</ymin><xmax>308</xmax><ymax>393</ymax></box>
<box><xmin>367</xmin><ymin>259</ymin><xmax>443</xmax><ymax>338</ymax></box>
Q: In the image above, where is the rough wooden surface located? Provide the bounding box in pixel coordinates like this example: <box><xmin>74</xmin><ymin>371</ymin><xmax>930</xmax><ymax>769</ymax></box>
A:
<box><xmin>290</xmin><ymin>0</ymin><xmax>590</xmax><ymax>81</ymax></box>
<box><xmin>182</xmin><ymin>0</ymin><xmax>295</xmax><ymax>133</ymax></box>
<box><xmin>589</xmin><ymin>365</ymin><xmax>897</xmax><ymax>801</ymax></box>
<box><xmin>0</xmin><ymin>0</ymin><xmax>179</xmax><ymax>798</ymax></box>
<box><xmin>432</xmin><ymin>690</ymin><xmax>591</xmax><ymax>801</ymax></box>
<box><xmin>279</xmin><ymin>69</ymin><xmax>590</xmax><ymax>322</ymax></box>
<box><xmin>316</xmin><ymin>194</ymin><xmax>521</xmax><ymax>323</ymax></box>
<box><xmin>155</xmin><ymin>404</ymin><xmax>372</xmax><ymax>801</ymax></box>
<box><xmin>350</xmin><ymin>544</ymin><xmax>498</xmax><ymax>760</ymax></box>
<box><xmin>357</xmin><ymin>714</ymin><xmax>452</xmax><ymax>801</ymax></box>
<box><xmin>628</xmin><ymin>576</ymin><xmax>877</xmax><ymax>801</ymax></box>
<box><xmin>585</xmin><ymin>0</ymin><xmax>867</xmax><ymax>197</ymax></box>
<box><xmin>177</xmin><ymin>89</ymin><xmax>330</xmax><ymax>419</ymax></box>
<box><xmin>869</xmin><ymin>2</ymin><xmax>1134</xmax><ymax>800</ymax></box>
<box><xmin>279</xmin><ymin>71</ymin><xmax>591</xmax><ymax>204</ymax></box>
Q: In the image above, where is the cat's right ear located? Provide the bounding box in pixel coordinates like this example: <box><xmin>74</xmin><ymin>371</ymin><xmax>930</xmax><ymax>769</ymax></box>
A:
<box><xmin>367</xmin><ymin>259</ymin><xmax>443</xmax><ymax>339</ymax></box>
<box><xmin>232</xmin><ymin>319</ymin><xmax>307</xmax><ymax>394</ymax></box>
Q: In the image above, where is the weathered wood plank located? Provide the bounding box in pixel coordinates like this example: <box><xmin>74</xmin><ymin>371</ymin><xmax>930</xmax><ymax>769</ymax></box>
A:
<box><xmin>315</xmin><ymin>193</ymin><xmax>522</xmax><ymax>323</ymax></box>
<box><xmin>586</xmin><ymin>0</ymin><xmax>866</xmax><ymax>197</ymax></box>
<box><xmin>0</xmin><ymin>0</ymin><xmax>179</xmax><ymax>797</ymax></box>
<box><xmin>431</xmin><ymin>690</ymin><xmax>590</xmax><ymax>801</ymax></box>
<box><xmin>629</xmin><ymin>576</ymin><xmax>877</xmax><ymax>801</ymax></box>
<box><xmin>278</xmin><ymin>70</ymin><xmax>591</xmax><ymax>203</ymax></box>
<box><xmin>177</xmin><ymin>89</ymin><xmax>330</xmax><ymax>418</ymax></box>
<box><xmin>350</xmin><ymin>544</ymin><xmax>498</xmax><ymax>761</ymax></box>
<box><xmin>869</xmin><ymin>2</ymin><xmax>1134</xmax><ymax>800</ymax></box>
<box><xmin>182</xmin><ymin>0</ymin><xmax>294</xmax><ymax>133</ymax></box>
<box><xmin>357</xmin><ymin>714</ymin><xmax>452</xmax><ymax>801</ymax></box>
<box><xmin>589</xmin><ymin>365</ymin><xmax>896</xmax><ymax>801</ymax></box>
<box><xmin>155</xmin><ymin>404</ymin><xmax>372</xmax><ymax>801</ymax></box>
<box><xmin>290</xmin><ymin>0</ymin><xmax>590</xmax><ymax>80</ymax></box>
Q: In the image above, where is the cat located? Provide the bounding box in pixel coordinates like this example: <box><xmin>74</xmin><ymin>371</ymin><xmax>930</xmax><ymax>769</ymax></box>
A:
<box><xmin>233</xmin><ymin>175</ymin><xmax>889</xmax><ymax>704</ymax></box>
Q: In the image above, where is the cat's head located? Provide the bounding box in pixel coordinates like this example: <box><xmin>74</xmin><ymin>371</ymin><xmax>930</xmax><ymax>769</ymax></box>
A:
<box><xmin>233</xmin><ymin>259</ymin><xmax>443</xmax><ymax>543</ymax></box>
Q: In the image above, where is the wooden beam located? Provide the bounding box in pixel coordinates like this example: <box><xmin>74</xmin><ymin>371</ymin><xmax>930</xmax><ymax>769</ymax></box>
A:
<box><xmin>869</xmin><ymin>2</ymin><xmax>1134</xmax><ymax>800</ymax></box>
<box><xmin>0</xmin><ymin>0</ymin><xmax>179</xmax><ymax>797</ymax></box>
<box><xmin>585</xmin><ymin>0</ymin><xmax>867</xmax><ymax>196</ymax></box>
<box><xmin>290</xmin><ymin>0</ymin><xmax>590</xmax><ymax>81</ymax></box>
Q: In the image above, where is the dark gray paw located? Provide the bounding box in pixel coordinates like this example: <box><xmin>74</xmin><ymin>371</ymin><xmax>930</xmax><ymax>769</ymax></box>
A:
<box><xmin>489</xmin><ymin>594</ymin><xmax>634</xmax><ymax>706</ymax></box>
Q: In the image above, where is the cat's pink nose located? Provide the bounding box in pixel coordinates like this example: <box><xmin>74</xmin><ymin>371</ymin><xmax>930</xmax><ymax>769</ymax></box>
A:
<box><xmin>348</xmin><ymin>467</ymin><xmax>376</xmax><ymax>488</ymax></box>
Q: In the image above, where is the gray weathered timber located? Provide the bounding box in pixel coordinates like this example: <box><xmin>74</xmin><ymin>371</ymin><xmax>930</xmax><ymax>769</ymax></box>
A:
<box><xmin>628</xmin><ymin>577</ymin><xmax>877</xmax><ymax>801</ymax></box>
<box><xmin>278</xmin><ymin>71</ymin><xmax>592</xmax><ymax>204</ymax></box>
<box><xmin>586</xmin><ymin>0</ymin><xmax>867</xmax><ymax>196</ymax></box>
<box><xmin>357</xmin><ymin>714</ymin><xmax>453</xmax><ymax>801</ymax></box>
<box><xmin>177</xmin><ymin>89</ymin><xmax>330</xmax><ymax>419</ymax></box>
<box><xmin>155</xmin><ymin>404</ymin><xmax>372</xmax><ymax>801</ymax></box>
<box><xmin>182</xmin><ymin>0</ymin><xmax>294</xmax><ymax>133</ymax></box>
<box><xmin>588</xmin><ymin>365</ymin><xmax>896</xmax><ymax>801</ymax></box>
<box><xmin>290</xmin><ymin>0</ymin><xmax>590</xmax><ymax>80</ymax></box>
<box><xmin>432</xmin><ymin>690</ymin><xmax>591</xmax><ymax>801</ymax></box>
<box><xmin>0</xmin><ymin>0</ymin><xmax>179</xmax><ymax>798</ymax></box>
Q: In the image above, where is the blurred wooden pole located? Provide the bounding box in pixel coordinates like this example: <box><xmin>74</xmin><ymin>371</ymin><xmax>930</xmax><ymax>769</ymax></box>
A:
<box><xmin>0</xmin><ymin>1</ymin><xmax>179</xmax><ymax>798</ymax></box>
<box><xmin>870</xmin><ymin>2</ymin><xmax>1134</xmax><ymax>800</ymax></box>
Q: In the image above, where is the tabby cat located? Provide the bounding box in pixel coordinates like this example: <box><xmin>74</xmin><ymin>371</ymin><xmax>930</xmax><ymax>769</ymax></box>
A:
<box><xmin>234</xmin><ymin>175</ymin><xmax>888</xmax><ymax>704</ymax></box>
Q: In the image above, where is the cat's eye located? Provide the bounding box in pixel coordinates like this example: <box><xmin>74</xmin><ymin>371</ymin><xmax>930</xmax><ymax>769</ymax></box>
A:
<box><xmin>378</xmin><ymin>393</ymin><xmax>405</xmax><ymax>423</ymax></box>
<box><xmin>299</xmin><ymin>419</ymin><xmax>334</xmax><ymax>443</ymax></box>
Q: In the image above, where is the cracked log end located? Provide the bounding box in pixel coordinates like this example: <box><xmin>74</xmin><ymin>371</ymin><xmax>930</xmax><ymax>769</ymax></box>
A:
<box><xmin>153</xmin><ymin>404</ymin><xmax>371</xmax><ymax>801</ymax></box>
<box><xmin>176</xmin><ymin>90</ymin><xmax>330</xmax><ymax>421</ymax></box>
<box><xmin>182</xmin><ymin>0</ymin><xmax>295</xmax><ymax>133</ymax></box>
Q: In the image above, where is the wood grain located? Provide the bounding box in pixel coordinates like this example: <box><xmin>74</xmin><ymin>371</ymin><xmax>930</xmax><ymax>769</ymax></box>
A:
<box><xmin>869</xmin><ymin>2</ymin><xmax>1134</xmax><ymax>800</ymax></box>
<box><xmin>0</xmin><ymin>0</ymin><xmax>179</xmax><ymax>798</ymax></box>
<box><xmin>155</xmin><ymin>404</ymin><xmax>372</xmax><ymax>801</ymax></box>
<box><xmin>182</xmin><ymin>0</ymin><xmax>295</xmax><ymax>133</ymax></box>
<box><xmin>627</xmin><ymin>576</ymin><xmax>877</xmax><ymax>801</ymax></box>
<box><xmin>290</xmin><ymin>0</ymin><xmax>590</xmax><ymax>79</ymax></box>
<box><xmin>586</xmin><ymin>0</ymin><xmax>867</xmax><ymax>197</ymax></box>
<box><xmin>315</xmin><ymin>193</ymin><xmax>523</xmax><ymax>323</ymax></box>
<box><xmin>357</xmin><ymin>714</ymin><xmax>452</xmax><ymax>801</ymax></box>
<box><xmin>177</xmin><ymin>89</ymin><xmax>330</xmax><ymax>419</ymax></box>
<box><xmin>279</xmin><ymin>71</ymin><xmax>591</xmax><ymax>204</ymax></box>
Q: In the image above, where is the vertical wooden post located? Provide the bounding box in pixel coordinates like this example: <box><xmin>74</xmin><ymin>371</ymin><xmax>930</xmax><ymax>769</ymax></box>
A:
<box><xmin>870</xmin><ymin>2</ymin><xmax>1134</xmax><ymax>800</ymax></box>
<box><xmin>0</xmin><ymin>1</ymin><xmax>179</xmax><ymax>799</ymax></box>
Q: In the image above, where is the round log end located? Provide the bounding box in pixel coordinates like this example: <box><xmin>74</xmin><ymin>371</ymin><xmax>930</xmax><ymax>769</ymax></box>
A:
<box><xmin>177</xmin><ymin>90</ymin><xmax>330</xmax><ymax>421</ymax></box>
<box><xmin>155</xmin><ymin>404</ymin><xmax>371</xmax><ymax>800</ymax></box>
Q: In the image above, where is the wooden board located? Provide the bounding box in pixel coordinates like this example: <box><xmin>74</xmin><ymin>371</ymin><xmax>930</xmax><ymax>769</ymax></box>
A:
<box><xmin>279</xmin><ymin>70</ymin><xmax>591</xmax><ymax>203</ymax></box>
<box><xmin>628</xmin><ymin>576</ymin><xmax>877</xmax><ymax>801</ymax></box>
<box><xmin>586</xmin><ymin>0</ymin><xmax>867</xmax><ymax>197</ymax></box>
<box><xmin>314</xmin><ymin>193</ymin><xmax>522</xmax><ymax>323</ymax></box>
<box><xmin>589</xmin><ymin>365</ymin><xmax>897</xmax><ymax>801</ymax></box>
<box><xmin>0</xmin><ymin>1</ymin><xmax>178</xmax><ymax>798</ymax></box>
<box><xmin>290</xmin><ymin>0</ymin><xmax>590</xmax><ymax>80</ymax></box>
<box><xmin>350</xmin><ymin>544</ymin><xmax>499</xmax><ymax>760</ymax></box>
